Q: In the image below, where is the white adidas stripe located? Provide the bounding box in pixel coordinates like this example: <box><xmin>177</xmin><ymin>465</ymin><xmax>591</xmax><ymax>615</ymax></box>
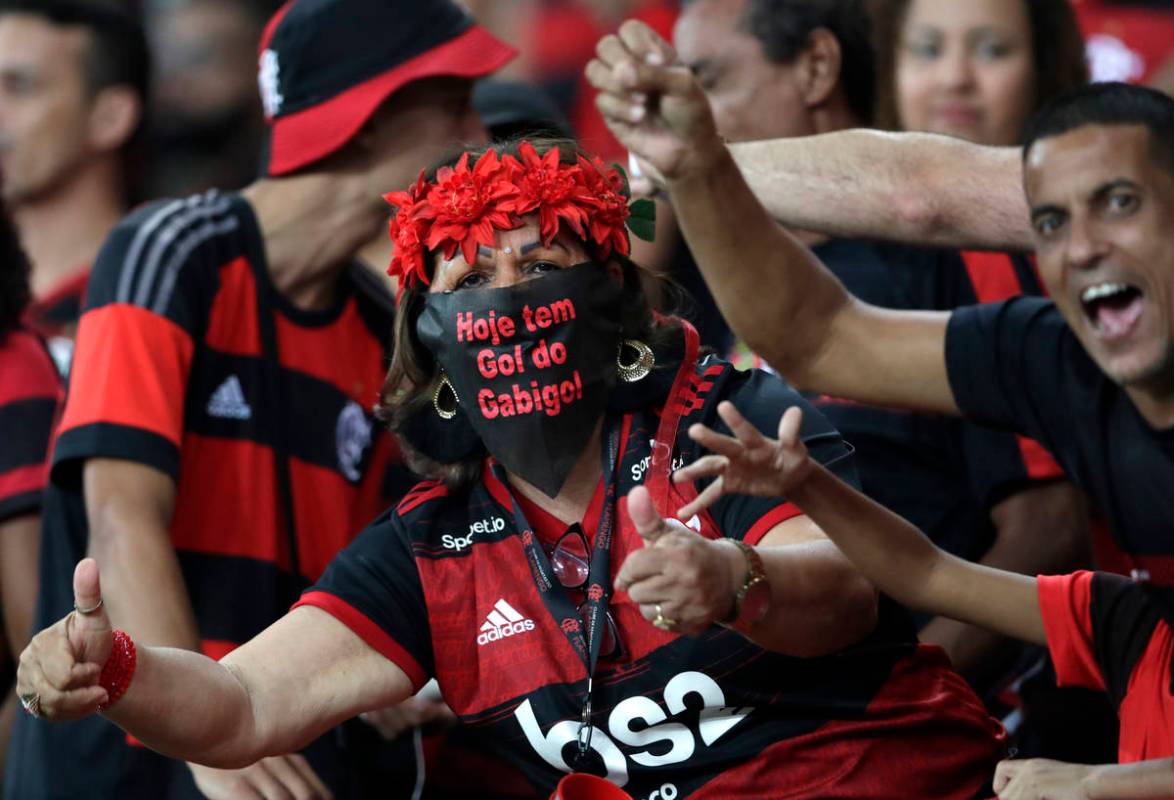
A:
<box><xmin>494</xmin><ymin>599</ymin><xmax>525</xmax><ymax>623</ymax></box>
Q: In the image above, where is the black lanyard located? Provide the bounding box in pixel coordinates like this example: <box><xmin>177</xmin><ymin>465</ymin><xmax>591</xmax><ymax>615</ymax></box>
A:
<box><xmin>490</xmin><ymin>414</ymin><xmax>622</xmax><ymax>767</ymax></box>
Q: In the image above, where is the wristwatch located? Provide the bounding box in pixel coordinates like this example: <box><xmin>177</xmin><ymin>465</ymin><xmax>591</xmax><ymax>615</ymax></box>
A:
<box><xmin>720</xmin><ymin>540</ymin><xmax>771</xmax><ymax>633</ymax></box>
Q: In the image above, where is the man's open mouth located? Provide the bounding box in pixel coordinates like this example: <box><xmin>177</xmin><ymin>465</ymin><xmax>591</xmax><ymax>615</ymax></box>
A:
<box><xmin>1081</xmin><ymin>281</ymin><xmax>1144</xmax><ymax>339</ymax></box>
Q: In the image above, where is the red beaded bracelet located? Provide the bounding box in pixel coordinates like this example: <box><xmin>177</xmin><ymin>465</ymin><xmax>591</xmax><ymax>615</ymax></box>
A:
<box><xmin>98</xmin><ymin>629</ymin><xmax>137</xmax><ymax>710</ymax></box>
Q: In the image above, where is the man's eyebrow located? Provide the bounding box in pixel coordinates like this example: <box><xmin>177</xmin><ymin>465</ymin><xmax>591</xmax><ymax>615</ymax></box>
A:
<box><xmin>1029</xmin><ymin>203</ymin><xmax>1063</xmax><ymax>222</ymax></box>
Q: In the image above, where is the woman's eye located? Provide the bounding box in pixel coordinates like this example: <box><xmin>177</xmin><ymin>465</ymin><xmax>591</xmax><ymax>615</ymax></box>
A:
<box><xmin>905</xmin><ymin>40</ymin><xmax>941</xmax><ymax>61</ymax></box>
<box><xmin>975</xmin><ymin>39</ymin><xmax>1012</xmax><ymax>61</ymax></box>
<box><xmin>527</xmin><ymin>260</ymin><xmax>560</xmax><ymax>275</ymax></box>
<box><xmin>456</xmin><ymin>271</ymin><xmax>488</xmax><ymax>290</ymax></box>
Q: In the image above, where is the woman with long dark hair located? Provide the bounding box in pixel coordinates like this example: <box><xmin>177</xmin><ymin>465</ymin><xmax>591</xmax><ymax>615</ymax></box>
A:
<box><xmin>875</xmin><ymin>0</ymin><xmax>1088</xmax><ymax>145</ymax></box>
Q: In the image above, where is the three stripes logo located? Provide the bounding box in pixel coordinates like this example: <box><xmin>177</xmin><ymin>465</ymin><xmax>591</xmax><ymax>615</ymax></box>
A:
<box><xmin>207</xmin><ymin>375</ymin><xmax>252</xmax><ymax>420</ymax></box>
<box><xmin>477</xmin><ymin>599</ymin><xmax>535</xmax><ymax>646</ymax></box>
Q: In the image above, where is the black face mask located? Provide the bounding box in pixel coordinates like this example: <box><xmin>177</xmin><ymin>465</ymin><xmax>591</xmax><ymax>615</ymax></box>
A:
<box><xmin>416</xmin><ymin>262</ymin><xmax>624</xmax><ymax>497</ymax></box>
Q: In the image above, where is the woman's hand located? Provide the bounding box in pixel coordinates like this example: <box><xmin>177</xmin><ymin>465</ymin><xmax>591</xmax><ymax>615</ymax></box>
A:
<box><xmin>993</xmin><ymin>758</ymin><xmax>1095</xmax><ymax>800</ymax></box>
<box><xmin>585</xmin><ymin>20</ymin><xmax>725</xmax><ymax>184</ymax></box>
<box><xmin>615</xmin><ymin>485</ymin><xmax>741</xmax><ymax>635</ymax></box>
<box><xmin>14</xmin><ymin>559</ymin><xmax>113</xmax><ymax>720</ymax></box>
<box><xmin>672</xmin><ymin>403</ymin><xmax>815</xmax><ymax>520</ymax></box>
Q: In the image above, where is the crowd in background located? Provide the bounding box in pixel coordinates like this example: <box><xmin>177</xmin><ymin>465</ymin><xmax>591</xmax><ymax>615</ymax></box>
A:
<box><xmin>2</xmin><ymin>0</ymin><xmax>1174</xmax><ymax>798</ymax></box>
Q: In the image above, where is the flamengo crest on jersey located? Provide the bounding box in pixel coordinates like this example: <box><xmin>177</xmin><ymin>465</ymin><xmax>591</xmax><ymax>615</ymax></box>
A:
<box><xmin>206</xmin><ymin>375</ymin><xmax>252</xmax><ymax>420</ymax></box>
<box><xmin>477</xmin><ymin>599</ymin><xmax>535</xmax><ymax>646</ymax></box>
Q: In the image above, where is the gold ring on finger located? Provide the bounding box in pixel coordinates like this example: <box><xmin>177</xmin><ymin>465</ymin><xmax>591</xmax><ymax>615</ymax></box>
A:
<box><xmin>652</xmin><ymin>603</ymin><xmax>677</xmax><ymax>632</ymax></box>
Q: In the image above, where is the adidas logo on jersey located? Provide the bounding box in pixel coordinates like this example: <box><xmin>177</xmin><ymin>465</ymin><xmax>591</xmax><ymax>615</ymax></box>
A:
<box><xmin>477</xmin><ymin>599</ymin><xmax>535</xmax><ymax>646</ymax></box>
<box><xmin>207</xmin><ymin>375</ymin><xmax>252</xmax><ymax>420</ymax></box>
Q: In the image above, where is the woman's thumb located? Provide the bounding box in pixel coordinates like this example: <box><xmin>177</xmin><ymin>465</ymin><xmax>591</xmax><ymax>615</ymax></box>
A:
<box><xmin>69</xmin><ymin>558</ymin><xmax>111</xmax><ymax>659</ymax></box>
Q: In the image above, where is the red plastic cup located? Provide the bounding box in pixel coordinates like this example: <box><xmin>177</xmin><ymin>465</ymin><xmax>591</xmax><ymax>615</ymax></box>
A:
<box><xmin>548</xmin><ymin>773</ymin><xmax>634</xmax><ymax>800</ymax></box>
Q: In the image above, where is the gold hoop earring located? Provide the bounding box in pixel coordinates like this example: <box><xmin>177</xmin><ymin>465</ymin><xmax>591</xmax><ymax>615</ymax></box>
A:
<box><xmin>617</xmin><ymin>339</ymin><xmax>654</xmax><ymax>383</ymax></box>
<box><xmin>433</xmin><ymin>374</ymin><xmax>459</xmax><ymax>419</ymax></box>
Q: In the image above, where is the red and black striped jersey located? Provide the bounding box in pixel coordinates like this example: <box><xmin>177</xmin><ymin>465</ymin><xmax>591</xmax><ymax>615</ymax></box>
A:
<box><xmin>1039</xmin><ymin>570</ymin><xmax>1174</xmax><ymax>763</ymax></box>
<box><xmin>300</xmin><ymin>357</ymin><xmax>1006</xmax><ymax>798</ymax></box>
<box><xmin>7</xmin><ymin>190</ymin><xmax>412</xmax><ymax>799</ymax></box>
<box><xmin>23</xmin><ymin>266</ymin><xmax>89</xmax><ymax>376</ymax></box>
<box><xmin>0</xmin><ymin>328</ymin><xmax>60</xmax><ymax>521</ymax></box>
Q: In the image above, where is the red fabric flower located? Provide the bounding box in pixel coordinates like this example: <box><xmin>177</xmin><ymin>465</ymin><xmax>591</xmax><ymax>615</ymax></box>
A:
<box><xmin>383</xmin><ymin>170</ymin><xmax>430</xmax><ymax>287</ymax></box>
<box><xmin>380</xmin><ymin>142</ymin><xmax>639</xmax><ymax>295</ymax></box>
<box><xmin>503</xmin><ymin>142</ymin><xmax>590</xmax><ymax>246</ymax></box>
<box><xmin>578</xmin><ymin>155</ymin><xmax>631</xmax><ymax>258</ymax></box>
<box><xmin>420</xmin><ymin>150</ymin><xmax>519</xmax><ymax>268</ymax></box>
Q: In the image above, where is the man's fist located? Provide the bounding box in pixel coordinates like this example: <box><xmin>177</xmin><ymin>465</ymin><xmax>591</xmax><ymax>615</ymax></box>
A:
<box><xmin>585</xmin><ymin>20</ymin><xmax>725</xmax><ymax>183</ymax></box>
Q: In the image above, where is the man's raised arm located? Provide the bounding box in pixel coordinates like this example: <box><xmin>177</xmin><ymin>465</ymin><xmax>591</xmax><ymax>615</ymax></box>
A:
<box><xmin>730</xmin><ymin>131</ymin><xmax>1032</xmax><ymax>252</ymax></box>
<box><xmin>587</xmin><ymin>22</ymin><xmax>957</xmax><ymax>414</ymax></box>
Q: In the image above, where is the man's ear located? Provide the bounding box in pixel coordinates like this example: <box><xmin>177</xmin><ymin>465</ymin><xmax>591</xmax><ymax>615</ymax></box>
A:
<box><xmin>794</xmin><ymin>28</ymin><xmax>842</xmax><ymax>109</ymax></box>
<box><xmin>87</xmin><ymin>86</ymin><xmax>142</xmax><ymax>153</ymax></box>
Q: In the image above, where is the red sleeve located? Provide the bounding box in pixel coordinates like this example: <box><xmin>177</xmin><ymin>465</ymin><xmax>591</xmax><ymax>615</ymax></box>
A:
<box><xmin>293</xmin><ymin>591</ymin><xmax>428</xmax><ymax>691</ymax></box>
<box><xmin>54</xmin><ymin>304</ymin><xmax>192</xmax><ymax>480</ymax></box>
<box><xmin>741</xmin><ymin>502</ymin><xmax>804</xmax><ymax>546</ymax></box>
<box><xmin>1038</xmin><ymin>571</ymin><xmax>1105</xmax><ymax>691</ymax></box>
<box><xmin>0</xmin><ymin>330</ymin><xmax>60</xmax><ymax>519</ymax></box>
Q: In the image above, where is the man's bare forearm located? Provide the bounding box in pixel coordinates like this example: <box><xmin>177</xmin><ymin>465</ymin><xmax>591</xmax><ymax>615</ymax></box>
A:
<box><xmin>666</xmin><ymin>147</ymin><xmax>852</xmax><ymax>383</ymax></box>
<box><xmin>666</xmin><ymin>146</ymin><xmax>958</xmax><ymax>413</ymax></box>
<box><xmin>730</xmin><ymin>130</ymin><xmax>1033</xmax><ymax>251</ymax></box>
<box><xmin>1086</xmin><ymin>758</ymin><xmax>1174</xmax><ymax>799</ymax></box>
<box><xmin>922</xmin><ymin>482</ymin><xmax>1088</xmax><ymax>679</ymax></box>
<box><xmin>84</xmin><ymin>460</ymin><xmax>200</xmax><ymax>651</ymax></box>
<box><xmin>785</xmin><ymin>463</ymin><xmax>1047</xmax><ymax>646</ymax></box>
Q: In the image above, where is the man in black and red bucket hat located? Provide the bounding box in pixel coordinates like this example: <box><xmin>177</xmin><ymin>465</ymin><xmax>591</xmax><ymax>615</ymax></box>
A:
<box><xmin>4</xmin><ymin>1</ymin><xmax>513</xmax><ymax>798</ymax></box>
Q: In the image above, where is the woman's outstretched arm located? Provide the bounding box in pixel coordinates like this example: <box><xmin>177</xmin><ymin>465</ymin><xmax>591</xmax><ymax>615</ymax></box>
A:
<box><xmin>16</xmin><ymin>559</ymin><xmax>414</xmax><ymax>768</ymax></box>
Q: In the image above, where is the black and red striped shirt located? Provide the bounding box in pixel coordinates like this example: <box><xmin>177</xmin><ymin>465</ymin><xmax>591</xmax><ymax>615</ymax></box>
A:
<box><xmin>1039</xmin><ymin>570</ymin><xmax>1174</xmax><ymax>763</ymax></box>
<box><xmin>7</xmin><ymin>190</ymin><xmax>411</xmax><ymax>798</ymax></box>
<box><xmin>300</xmin><ymin>356</ymin><xmax>1005</xmax><ymax>798</ymax></box>
<box><xmin>0</xmin><ymin>328</ymin><xmax>60</xmax><ymax>521</ymax></box>
<box><xmin>23</xmin><ymin>265</ymin><xmax>89</xmax><ymax>376</ymax></box>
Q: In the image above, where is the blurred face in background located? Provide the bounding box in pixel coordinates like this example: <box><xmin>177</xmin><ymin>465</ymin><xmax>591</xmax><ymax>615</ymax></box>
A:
<box><xmin>675</xmin><ymin>0</ymin><xmax>814</xmax><ymax>143</ymax></box>
<box><xmin>364</xmin><ymin>77</ymin><xmax>488</xmax><ymax>201</ymax></box>
<box><xmin>149</xmin><ymin>0</ymin><xmax>259</xmax><ymax>135</ymax></box>
<box><xmin>0</xmin><ymin>13</ymin><xmax>94</xmax><ymax>204</ymax></box>
<box><xmin>895</xmin><ymin>0</ymin><xmax>1036</xmax><ymax>146</ymax></box>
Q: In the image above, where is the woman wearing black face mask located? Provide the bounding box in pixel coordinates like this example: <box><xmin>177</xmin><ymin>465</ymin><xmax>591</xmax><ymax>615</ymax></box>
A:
<box><xmin>14</xmin><ymin>139</ymin><xmax>1007</xmax><ymax>799</ymax></box>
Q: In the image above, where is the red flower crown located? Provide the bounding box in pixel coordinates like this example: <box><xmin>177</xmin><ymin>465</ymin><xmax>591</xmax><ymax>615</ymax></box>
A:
<box><xmin>383</xmin><ymin>141</ymin><xmax>654</xmax><ymax>292</ymax></box>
